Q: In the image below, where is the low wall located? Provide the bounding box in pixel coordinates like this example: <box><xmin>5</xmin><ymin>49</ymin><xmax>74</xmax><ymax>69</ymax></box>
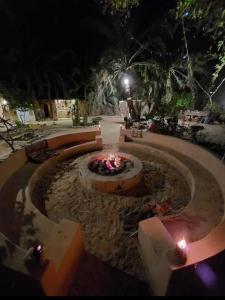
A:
<box><xmin>47</xmin><ymin>130</ymin><xmax>100</xmax><ymax>150</ymax></box>
<box><xmin>0</xmin><ymin>130</ymin><xmax>102</xmax><ymax>296</ymax></box>
<box><xmin>40</xmin><ymin>220</ymin><xmax>83</xmax><ymax>296</ymax></box>
<box><xmin>26</xmin><ymin>135</ymin><xmax>103</xmax><ymax>295</ymax></box>
<box><xmin>0</xmin><ymin>149</ymin><xmax>27</xmax><ymax>189</ymax></box>
<box><xmin>0</xmin><ymin>232</ymin><xmax>30</xmax><ymax>276</ymax></box>
<box><xmin>120</xmin><ymin>132</ymin><xmax>225</xmax><ymax>295</ymax></box>
<box><xmin>119</xmin><ymin>142</ymin><xmax>194</xmax><ymax>199</ymax></box>
<box><xmin>140</xmin><ymin>132</ymin><xmax>225</xmax><ymax>210</ymax></box>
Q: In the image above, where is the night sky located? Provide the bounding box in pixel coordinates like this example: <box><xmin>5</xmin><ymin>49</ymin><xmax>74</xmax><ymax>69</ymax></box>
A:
<box><xmin>0</xmin><ymin>0</ymin><xmax>176</xmax><ymax>59</ymax></box>
<box><xmin>0</xmin><ymin>0</ymin><xmax>211</xmax><ymax>99</ymax></box>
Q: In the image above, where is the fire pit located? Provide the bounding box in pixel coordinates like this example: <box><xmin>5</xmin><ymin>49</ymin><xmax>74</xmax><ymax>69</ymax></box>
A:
<box><xmin>88</xmin><ymin>153</ymin><xmax>134</xmax><ymax>176</ymax></box>
<box><xmin>79</xmin><ymin>151</ymin><xmax>143</xmax><ymax>194</ymax></box>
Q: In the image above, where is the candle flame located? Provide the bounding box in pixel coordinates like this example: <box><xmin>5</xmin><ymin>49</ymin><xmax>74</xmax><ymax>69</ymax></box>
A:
<box><xmin>37</xmin><ymin>245</ymin><xmax>42</xmax><ymax>251</ymax></box>
<box><xmin>177</xmin><ymin>239</ymin><xmax>187</xmax><ymax>250</ymax></box>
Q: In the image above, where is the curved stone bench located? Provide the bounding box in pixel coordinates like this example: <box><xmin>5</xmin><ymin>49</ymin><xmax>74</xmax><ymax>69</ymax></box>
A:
<box><xmin>25</xmin><ymin>133</ymin><xmax>103</xmax><ymax>296</ymax></box>
<box><xmin>0</xmin><ymin>130</ymin><xmax>102</xmax><ymax>296</ymax></box>
<box><xmin>120</xmin><ymin>131</ymin><xmax>225</xmax><ymax>295</ymax></box>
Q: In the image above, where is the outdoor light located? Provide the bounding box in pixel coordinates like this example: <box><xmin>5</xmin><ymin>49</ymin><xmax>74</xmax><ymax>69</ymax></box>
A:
<box><xmin>2</xmin><ymin>100</ymin><xmax>7</xmax><ymax>105</ymax></box>
<box><xmin>124</xmin><ymin>78</ymin><xmax>130</xmax><ymax>87</ymax></box>
<box><xmin>175</xmin><ymin>239</ymin><xmax>187</xmax><ymax>264</ymax></box>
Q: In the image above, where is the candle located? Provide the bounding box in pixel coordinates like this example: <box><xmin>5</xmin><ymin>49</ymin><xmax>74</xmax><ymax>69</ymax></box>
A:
<box><xmin>175</xmin><ymin>239</ymin><xmax>187</xmax><ymax>264</ymax></box>
<box><xmin>32</xmin><ymin>244</ymin><xmax>43</xmax><ymax>263</ymax></box>
<box><xmin>98</xmin><ymin>122</ymin><xmax>101</xmax><ymax>130</ymax></box>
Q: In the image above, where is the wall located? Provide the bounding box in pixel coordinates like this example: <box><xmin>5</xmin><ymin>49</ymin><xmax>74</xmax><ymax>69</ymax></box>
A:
<box><xmin>25</xmin><ymin>135</ymin><xmax>103</xmax><ymax>295</ymax></box>
<box><xmin>0</xmin><ymin>149</ymin><xmax>27</xmax><ymax>189</ymax></box>
<box><xmin>0</xmin><ymin>131</ymin><xmax>103</xmax><ymax>295</ymax></box>
<box><xmin>120</xmin><ymin>132</ymin><xmax>225</xmax><ymax>295</ymax></box>
<box><xmin>47</xmin><ymin>130</ymin><xmax>100</xmax><ymax>150</ymax></box>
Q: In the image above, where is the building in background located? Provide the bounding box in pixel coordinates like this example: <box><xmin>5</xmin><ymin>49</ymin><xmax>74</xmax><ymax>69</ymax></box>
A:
<box><xmin>0</xmin><ymin>98</ymin><xmax>89</xmax><ymax>123</ymax></box>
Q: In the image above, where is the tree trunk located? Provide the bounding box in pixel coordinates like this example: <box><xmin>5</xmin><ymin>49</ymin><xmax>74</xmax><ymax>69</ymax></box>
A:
<box><xmin>127</xmin><ymin>99</ymin><xmax>136</xmax><ymax>119</ymax></box>
<box><xmin>182</xmin><ymin>17</ymin><xmax>196</xmax><ymax>107</ymax></box>
<box><xmin>165</xmin><ymin>71</ymin><xmax>172</xmax><ymax>104</ymax></box>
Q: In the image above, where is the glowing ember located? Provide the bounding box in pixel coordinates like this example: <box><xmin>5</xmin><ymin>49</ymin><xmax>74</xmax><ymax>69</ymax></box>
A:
<box><xmin>88</xmin><ymin>153</ymin><xmax>133</xmax><ymax>176</ymax></box>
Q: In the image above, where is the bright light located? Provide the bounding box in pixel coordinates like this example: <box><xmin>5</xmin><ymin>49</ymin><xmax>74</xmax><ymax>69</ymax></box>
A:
<box><xmin>37</xmin><ymin>245</ymin><xmax>42</xmax><ymax>251</ymax></box>
<box><xmin>177</xmin><ymin>239</ymin><xmax>187</xmax><ymax>250</ymax></box>
<box><xmin>124</xmin><ymin>78</ymin><xmax>129</xmax><ymax>86</ymax></box>
<box><xmin>2</xmin><ymin>100</ymin><xmax>7</xmax><ymax>105</ymax></box>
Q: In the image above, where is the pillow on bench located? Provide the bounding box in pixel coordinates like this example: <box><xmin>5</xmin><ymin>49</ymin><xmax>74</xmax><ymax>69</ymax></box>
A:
<box><xmin>25</xmin><ymin>140</ymin><xmax>58</xmax><ymax>163</ymax></box>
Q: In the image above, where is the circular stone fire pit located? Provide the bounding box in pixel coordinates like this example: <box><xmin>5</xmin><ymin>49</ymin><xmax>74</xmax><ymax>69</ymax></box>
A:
<box><xmin>79</xmin><ymin>151</ymin><xmax>143</xmax><ymax>194</ymax></box>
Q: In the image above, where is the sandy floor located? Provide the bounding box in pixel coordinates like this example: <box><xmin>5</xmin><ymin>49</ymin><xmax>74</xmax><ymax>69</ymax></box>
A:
<box><xmin>33</xmin><ymin>150</ymin><xmax>190</xmax><ymax>281</ymax></box>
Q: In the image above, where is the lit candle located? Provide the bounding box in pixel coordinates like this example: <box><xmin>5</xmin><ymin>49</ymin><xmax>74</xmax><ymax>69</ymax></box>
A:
<box><xmin>175</xmin><ymin>239</ymin><xmax>187</xmax><ymax>264</ymax></box>
<box><xmin>98</xmin><ymin>122</ymin><xmax>101</xmax><ymax>130</ymax></box>
<box><xmin>32</xmin><ymin>244</ymin><xmax>43</xmax><ymax>263</ymax></box>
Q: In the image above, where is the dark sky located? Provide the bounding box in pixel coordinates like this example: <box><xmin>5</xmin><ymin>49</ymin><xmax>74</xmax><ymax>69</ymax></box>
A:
<box><xmin>0</xmin><ymin>0</ymin><xmax>181</xmax><ymax>98</ymax></box>
<box><xmin>0</xmin><ymin>0</ymin><xmax>177</xmax><ymax>64</ymax></box>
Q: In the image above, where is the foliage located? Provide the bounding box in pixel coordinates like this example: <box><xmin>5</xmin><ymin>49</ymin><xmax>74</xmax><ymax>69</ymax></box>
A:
<box><xmin>88</xmin><ymin>66</ymin><xmax>119</xmax><ymax>115</ymax></box>
<box><xmin>101</xmin><ymin>0</ymin><xmax>139</xmax><ymax>15</ymax></box>
<box><xmin>204</xmin><ymin>102</ymin><xmax>222</xmax><ymax>123</ymax></box>
<box><xmin>0</xmin><ymin>83</ymin><xmax>33</xmax><ymax>112</ymax></box>
<box><xmin>0</xmin><ymin>117</ymin><xmax>16</xmax><ymax>152</ymax></box>
<box><xmin>174</xmin><ymin>92</ymin><xmax>193</xmax><ymax>110</ymax></box>
<box><xmin>204</xmin><ymin>102</ymin><xmax>222</xmax><ymax>114</ymax></box>
<box><xmin>176</xmin><ymin>0</ymin><xmax>225</xmax><ymax>83</ymax></box>
<box><xmin>15</xmin><ymin>120</ymin><xmax>25</xmax><ymax>128</ymax></box>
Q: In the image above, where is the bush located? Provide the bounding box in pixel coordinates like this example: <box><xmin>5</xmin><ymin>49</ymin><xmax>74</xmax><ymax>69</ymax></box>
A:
<box><xmin>15</xmin><ymin>120</ymin><xmax>24</xmax><ymax>128</ymax></box>
<box><xmin>204</xmin><ymin>102</ymin><xmax>223</xmax><ymax>123</ymax></box>
<box><xmin>219</xmin><ymin>113</ymin><xmax>225</xmax><ymax>124</ymax></box>
<box><xmin>204</xmin><ymin>102</ymin><xmax>221</xmax><ymax>114</ymax></box>
<box><xmin>175</xmin><ymin>92</ymin><xmax>193</xmax><ymax>111</ymax></box>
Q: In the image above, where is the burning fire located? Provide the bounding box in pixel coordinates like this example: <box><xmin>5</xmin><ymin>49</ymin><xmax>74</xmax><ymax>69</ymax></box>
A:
<box><xmin>89</xmin><ymin>152</ymin><xmax>133</xmax><ymax>176</ymax></box>
<box><xmin>105</xmin><ymin>154</ymin><xmax>121</xmax><ymax>170</ymax></box>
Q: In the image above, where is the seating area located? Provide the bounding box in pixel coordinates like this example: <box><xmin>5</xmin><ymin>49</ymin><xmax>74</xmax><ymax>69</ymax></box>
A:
<box><xmin>1</xmin><ymin>125</ymin><xmax>225</xmax><ymax>296</ymax></box>
<box><xmin>119</xmin><ymin>129</ymin><xmax>225</xmax><ymax>295</ymax></box>
<box><xmin>0</xmin><ymin>130</ymin><xmax>102</xmax><ymax>296</ymax></box>
<box><xmin>25</xmin><ymin>140</ymin><xmax>58</xmax><ymax>163</ymax></box>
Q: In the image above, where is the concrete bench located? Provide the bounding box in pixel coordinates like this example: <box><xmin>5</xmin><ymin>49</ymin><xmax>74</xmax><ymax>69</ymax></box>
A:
<box><xmin>25</xmin><ymin>140</ymin><xmax>58</xmax><ymax>164</ymax></box>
